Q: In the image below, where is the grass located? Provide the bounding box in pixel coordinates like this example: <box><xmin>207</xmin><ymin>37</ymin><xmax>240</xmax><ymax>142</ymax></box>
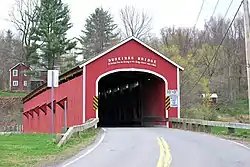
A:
<box><xmin>212</xmin><ymin>99</ymin><xmax>250</xmax><ymax>142</ymax></box>
<box><xmin>211</xmin><ymin>126</ymin><xmax>250</xmax><ymax>138</ymax></box>
<box><xmin>0</xmin><ymin>91</ymin><xmax>27</xmax><ymax>97</ymax></box>
<box><xmin>217</xmin><ymin>99</ymin><xmax>249</xmax><ymax>116</ymax></box>
<box><xmin>0</xmin><ymin>129</ymin><xmax>99</xmax><ymax>167</ymax></box>
<box><xmin>210</xmin><ymin>126</ymin><xmax>250</xmax><ymax>147</ymax></box>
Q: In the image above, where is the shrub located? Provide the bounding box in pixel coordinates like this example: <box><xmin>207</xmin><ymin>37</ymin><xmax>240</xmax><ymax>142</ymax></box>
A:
<box><xmin>181</xmin><ymin>103</ymin><xmax>218</xmax><ymax>120</ymax></box>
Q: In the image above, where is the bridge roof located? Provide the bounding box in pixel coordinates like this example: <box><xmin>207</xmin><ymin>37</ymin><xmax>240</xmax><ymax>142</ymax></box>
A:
<box><xmin>79</xmin><ymin>36</ymin><xmax>184</xmax><ymax>71</ymax></box>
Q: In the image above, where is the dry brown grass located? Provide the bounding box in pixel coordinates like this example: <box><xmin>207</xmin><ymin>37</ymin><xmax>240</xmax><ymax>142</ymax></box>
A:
<box><xmin>0</xmin><ymin>97</ymin><xmax>23</xmax><ymax>130</ymax></box>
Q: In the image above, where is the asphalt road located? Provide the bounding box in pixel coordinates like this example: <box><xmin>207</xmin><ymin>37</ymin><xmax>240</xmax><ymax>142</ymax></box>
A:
<box><xmin>59</xmin><ymin>127</ymin><xmax>250</xmax><ymax>167</ymax></box>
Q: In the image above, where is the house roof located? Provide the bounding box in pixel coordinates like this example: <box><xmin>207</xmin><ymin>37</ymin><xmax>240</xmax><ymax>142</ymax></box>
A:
<box><xmin>9</xmin><ymin>63</ymin><xmax>28</xmax><ymax>71</ymax></box>
<box><xmin>29</xmin><ymin>66</ymin><xmax>47</xmax><ymax>72</ymax></box>
<box><xmin>79</xmin><ymin>36</ymin><xmax>184</xmax><ymax>71</ymax></box>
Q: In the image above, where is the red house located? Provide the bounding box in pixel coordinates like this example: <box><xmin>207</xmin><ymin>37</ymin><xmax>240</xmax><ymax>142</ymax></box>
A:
<box><xmin>9</xmin><ymin>63</ymin><xmax>30</xmax><ymax>91</ymax></box>
<box><xmin>9</xmin><ymin>63</ymin><xmax>47</xmax><ymax>91</ymax></box>
<box><xmin>22</xmin><ymin>36</ymin><xmax>184</xmax><ymax>133</ymax></box>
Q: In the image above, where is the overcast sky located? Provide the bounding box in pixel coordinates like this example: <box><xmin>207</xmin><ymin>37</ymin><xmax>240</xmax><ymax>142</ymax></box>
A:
<box><xmin>0</xmin><ymin>0</ymin><xmax>244</xmax><ymax>39</ymax></box>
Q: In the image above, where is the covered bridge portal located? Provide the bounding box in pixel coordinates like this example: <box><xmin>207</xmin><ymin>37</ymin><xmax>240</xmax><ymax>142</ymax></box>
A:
<box><xmin>22</xmin><ymin>37</ymin><xmax>184</xmax><ymax>133</ymax></box>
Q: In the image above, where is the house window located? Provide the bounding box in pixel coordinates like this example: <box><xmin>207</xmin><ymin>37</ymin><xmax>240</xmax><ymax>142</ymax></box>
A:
<box><xmin>13</xmin><ymin>70</ymin><xmax>18</xmax><ymax>76</ymax></box>
<box><xmin>13</xmin><ymin>81</ymin><xmax>18</xmax><ymax>87</ymax></box>
<box><xmin>23</xmin><ymin>81</ymin><xmax>27</xmax><ymax>86</ymax></box>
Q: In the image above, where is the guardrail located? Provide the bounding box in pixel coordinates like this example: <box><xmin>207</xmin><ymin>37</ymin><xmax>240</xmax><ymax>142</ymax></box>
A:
<box><xmin>0</xmin><ymin>124</ymin><xmax>23</xmax><ymax>132</ymax></box>
<box><xmin>57</xmin><ymin>118</ymin><xmax>99</xmax><ymax>147</ymax></box>
<box><xmin>168</xmin><ymin>118</ymin><xmax>250</xmax><ymax>134</ymax></box>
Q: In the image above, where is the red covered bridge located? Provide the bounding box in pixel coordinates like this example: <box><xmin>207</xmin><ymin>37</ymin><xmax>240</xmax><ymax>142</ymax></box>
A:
<box><xmin>22</xmin><ymin>36</ymin><xmax>184</xmax><ymax>133</ymax></box>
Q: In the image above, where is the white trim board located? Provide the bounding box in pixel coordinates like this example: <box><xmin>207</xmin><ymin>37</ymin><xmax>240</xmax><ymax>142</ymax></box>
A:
<box><xmin>9</xmin><ymin>63</ymin><xmax>27</xmax><ymax>71</ymax></box>
<box><xmin>82</xmin><ymin>66</ymin><xmax>86</xmax><ymax>123</ymax></box>
<box><xmin>79</xmin><ymin>36</ymin><xmax>184</xmax><ymax>71</ymax></box>
<box><xmin>177</xmin><ymin>68</ymin><xmax>180</xmax><ymax>118</ymax></box>
<box><xmin>9</xmin><ymin>69</ymin><xmax>12</xmax><ymax>89</ymax></box>
<box><xmin>95</xmin><ymin>68</ymin><xmax>169</xmax><ymax>127</ymax></box>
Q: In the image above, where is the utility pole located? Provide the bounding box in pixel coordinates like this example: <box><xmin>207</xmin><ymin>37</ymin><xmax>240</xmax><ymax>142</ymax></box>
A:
<box><xmin>243</xmin><ymin>0</ymin><xmax>250</xmax><ymax>123</ymax></box>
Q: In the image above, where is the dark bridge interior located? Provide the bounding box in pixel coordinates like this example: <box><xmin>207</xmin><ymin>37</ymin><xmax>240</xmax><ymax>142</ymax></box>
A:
<box><xmin>97</xmin><ymin>71</ymin><xmax>165</xmax><ymax>127</ymax></box>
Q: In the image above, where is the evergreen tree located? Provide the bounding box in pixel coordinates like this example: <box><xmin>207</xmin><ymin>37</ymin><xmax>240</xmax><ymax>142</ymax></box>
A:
<box><xmin>31</xmin><ymin>0</ymin><xmax>76</xmax><ymax>70</ymax></box>
<box><xmin>78</xmin><ymin>7</ymin><xmax>119</xmax><ymax>59</ymax></box>
<box><xmin>3</xmin><ymin>30</ymin><xmax>15</xmax><ymax>90</ymax></box>
<box><xmin>5</xmin><ymin>30</ymin><xmax>13</xmax><ymax>51</ymax></box>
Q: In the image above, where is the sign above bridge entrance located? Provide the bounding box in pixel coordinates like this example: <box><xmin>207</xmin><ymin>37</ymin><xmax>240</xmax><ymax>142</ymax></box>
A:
<box><xmin>107</xmin><ymin>56</ymin><xmax>157</xmax><ymax>67</ymax></box>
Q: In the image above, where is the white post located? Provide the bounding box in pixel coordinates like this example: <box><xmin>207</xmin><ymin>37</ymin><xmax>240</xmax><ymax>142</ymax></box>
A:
<box><xmin>47</xmin><ymin>69</ymin><xmax>59</xmax><ymax>134</ymax></box>
<box><xmin>51</xmin><ymin>71</ymin><xmax>54</xmax><ymax>134</ymax></box>
<box><xmin>64</xmin><ymin>100</ymin><xmax>67</xmax><ymax>132</ymax></box>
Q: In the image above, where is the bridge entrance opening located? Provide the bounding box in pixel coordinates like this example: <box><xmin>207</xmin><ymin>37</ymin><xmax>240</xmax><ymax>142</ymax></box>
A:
<box><xmin>97</xmin><ymin>71</ymin><xmax>166</xmax><ymax>127</ymax></box>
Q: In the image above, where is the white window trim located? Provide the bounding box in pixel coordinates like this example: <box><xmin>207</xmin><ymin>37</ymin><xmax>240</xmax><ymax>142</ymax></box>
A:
<box><xmin>13</xmin><ymin>70</ymin><xmax>18</xmax><ymax>76</ymax></box>
<box><xmin>13</xmin><ymin>81</ymin><xmax>18</xmax><ymax>87</ymax></box>
<box><xmin>23</xmin><ymin>81</ymin><xmax>27</xmax><ymax>86</ymax></box>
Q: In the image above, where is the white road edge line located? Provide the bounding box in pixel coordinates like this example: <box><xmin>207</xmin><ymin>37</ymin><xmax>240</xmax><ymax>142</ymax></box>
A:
<box><xmin>62</xmin><ymin>128</ymin><xmax>106</xmax><ymax>167</ymax></box>
<box><xmin>220</xmin><ymin>138</ymin><xmax>250</xmax><ymax>150</ymax></box>
<box><xmin>201</xmin><ymin>132</ymin><xmax>250</xmax><ymax>150</ymax></box>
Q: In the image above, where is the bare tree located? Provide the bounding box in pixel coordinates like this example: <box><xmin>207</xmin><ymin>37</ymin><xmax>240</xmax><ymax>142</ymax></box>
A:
<box><xmin>8</xmin><ymin>0</ymin><xmax>40</xmax><ymax>91</ymax></box>
<box><xmin>120</xmin><ymin>5</ymin><xmax>152</xmax><ymax>39</ymax></box>
<box><xmin>8</xmin><ymin>0</ymin><xmax>40</xmax><ymax>63</ymax></box>
<box><xmin>160</xmin><ymin>27</ymin><xmax>195</xmax><ymax>56</ymax></box>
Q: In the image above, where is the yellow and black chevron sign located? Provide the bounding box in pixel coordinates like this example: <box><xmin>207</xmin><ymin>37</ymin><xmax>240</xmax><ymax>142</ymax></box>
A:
<box><xmin>165</xmin><ymin>96</ymin><xmax>171</xmax><ymax>110</ymax></box>
<box><xmin>93</xmin><ymin>96</ymin><xmax>98</xmax><ymax>111</ymax></box>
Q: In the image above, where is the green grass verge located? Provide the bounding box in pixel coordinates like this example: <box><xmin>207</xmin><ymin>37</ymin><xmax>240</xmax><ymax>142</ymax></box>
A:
<box><xmin>211</xmin><ymin>126</ymin><xmax>250</xmax><ymax>138</ymax></box>
<box><xmin>217</xmin><ymin>99</ymin><xmax>249</xmax><ymax>116</ymax></box>
<box><xmin>0</xmin><ymin>129</ymin><xmax>99</xmax><ymax>167</ymax></box>
<box><xmin>0</xmin><ymin>91</ymin><xmax>27</xmax><ymax>97</ymax></box>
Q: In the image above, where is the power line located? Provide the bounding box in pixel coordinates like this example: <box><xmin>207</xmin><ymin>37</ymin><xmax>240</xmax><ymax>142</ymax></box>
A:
<box><xmin>193</xmin><ymin>0</ymin><xmax>206</xmax><ymax>29</ymax></box>
<box><xmin>182</xmin><ymin>0</ymin><xmax>205</xmax><ymax>57</ymax></box>
<box><xmin>182</xmin><ymin>0</ymin><xmax>228</xmax><ymax>87</ymax></box>
<box><xmin>223</xmin><ymin>0</ymin><xmax>234</xmax><ymax>19</ymax></box>
<box><xmin>185</xmin><ymin>0</ymin><xmax>220</xmax><ymax>55</ymax></box>
<box><xmin>195</xmin><ymin>0</ymin><xmax>233</xmax><ymax>51</ymax></box>
<box><xmin>211</xmin><ymin>0</ymin><xmax>221</xmax><ymax>17</ymax></box>
<box><xmin>186</xmin><ymin>0</ymin><xmax>221</xmax><ymax>52</ymax></box>
<box><xmin>191</xmin><ymin>0</ymin><xmax>233</xmax><ymax>60</ymax></box>
<box><xmin>181</xmin><ymin>0</ymin><xmax>233</xmax><ymax>92</ymax></box>
<box><xmin>184</xmin><ymin>0</ymin><xmax>243</xmax><ymax>96</ymax></box>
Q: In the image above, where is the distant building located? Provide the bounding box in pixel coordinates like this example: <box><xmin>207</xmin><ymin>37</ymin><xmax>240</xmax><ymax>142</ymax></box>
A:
<box><xmin>9</xmin><ymin>63</ymin><xmax>30</xmax><ymax>91</ymax></box>
<box><xmin>9</xmin><ymin>63</ymin><xmax>47</xmax><ymax>91</ymax></box>
<box><xmin>201</xmin><ymin>93</ymin><xmax>218</xmax><ymax>104</ymax></box>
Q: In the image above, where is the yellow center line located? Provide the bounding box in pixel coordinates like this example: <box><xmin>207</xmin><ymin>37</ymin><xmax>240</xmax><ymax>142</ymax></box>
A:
<box><xmin>157</xmin><ymin>137</ymin><xmax>164</xmax><ymax>167</ymax></box>
<box><xmin>156</xmin><ymin>137</ymin><xmax>172</xmax><ymax>167</ymax></box>
<box><xmin>161</xmin><ymin>137</ymin><xmax>172</xmax><ymax>167</ymax></box>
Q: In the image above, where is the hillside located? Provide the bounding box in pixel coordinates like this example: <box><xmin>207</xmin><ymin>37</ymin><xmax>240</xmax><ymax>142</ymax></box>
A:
<box><xmin>0</xmin><ymin>95</ymin><xmax>24</xmax><ymax>131</ymax></box>
<box><xmin>216</xmin><ymin>100</ymin><xmax>249</xmax><ymax>123</ymax></box>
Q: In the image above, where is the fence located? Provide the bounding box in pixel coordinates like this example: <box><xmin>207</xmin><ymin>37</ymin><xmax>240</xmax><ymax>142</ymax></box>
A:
<box><xmin>168</xmin><ymin>118</ymin><xmax>250</xmax><ymax>134</ymax></box>
<box><xmin>0</xmin><ymin>124</ymin><xmax>23</xmax><ymax>132</ymax></box>
<box><xmin>57</xmin><ymin>118</ymin><xmax>99</xmax><ymax>147</ymax></box>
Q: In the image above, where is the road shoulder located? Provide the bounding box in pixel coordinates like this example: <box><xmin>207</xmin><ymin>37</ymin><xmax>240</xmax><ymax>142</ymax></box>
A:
<box><xmin>36</xmin><ymin>128</ymin><xmax>104</xmax><ymax>167</ymax></box>
<box><xmin>53</xmin><ymin>128</ymin><xmax>106</xmax><ymax>167</ymax></box>
<box><xmin>213</xmin><ymin>134</ymin><xmax>250</xmax><ymax>148</ymax></box>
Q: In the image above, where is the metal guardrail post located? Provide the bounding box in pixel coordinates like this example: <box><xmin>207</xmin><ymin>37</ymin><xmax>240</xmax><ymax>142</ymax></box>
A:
<box><xmin>228</xmin><ymin>127</ymin><xmax>235</xmax><ymax>135</ymax></box>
